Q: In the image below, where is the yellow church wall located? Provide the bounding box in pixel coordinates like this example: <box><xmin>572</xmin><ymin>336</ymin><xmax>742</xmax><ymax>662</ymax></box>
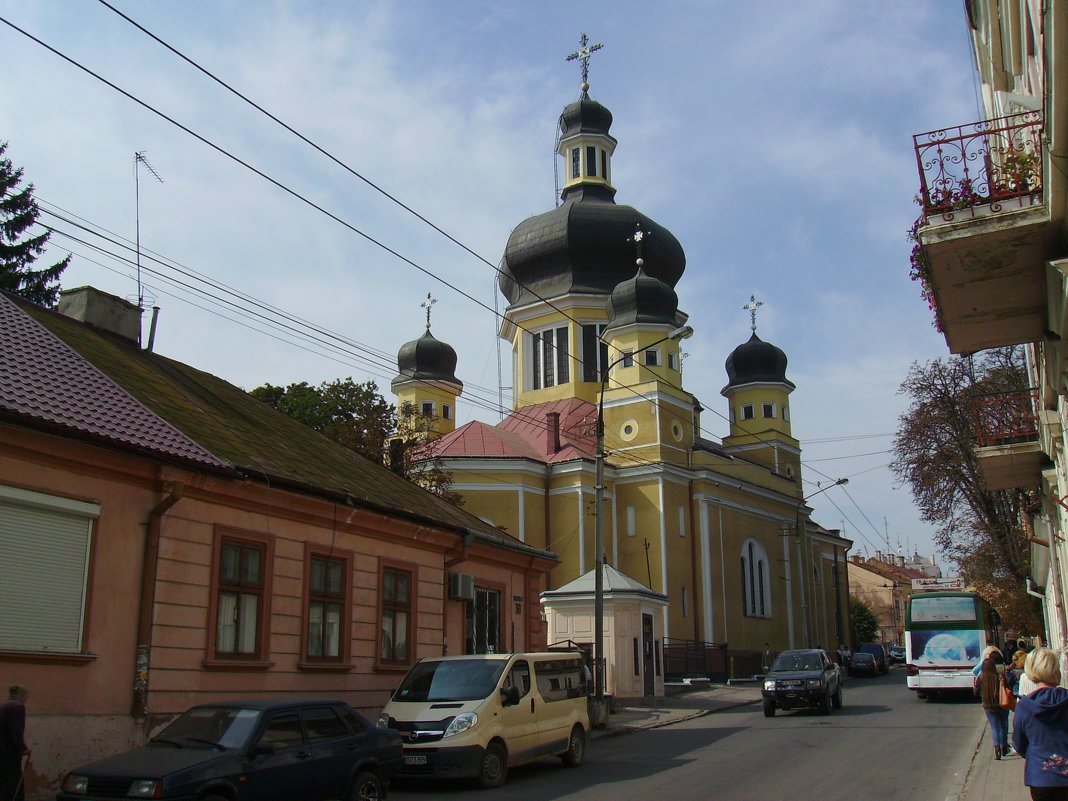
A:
<box><xmin>546</xmin><ymin>490</ymin><xmax>584</xmax><ymax>588</ymax></box>
<box><xmin>458</xmin><ymin>489</ymin><xmax>521</xmax><ymax>540</ymax></box>
<box><xmin>612</xmin><ymin>481</ymin><xmax>663</xmax><ymax>592</ymax></box>
<box><xmin>661</xmin><ymin>480</ymin><xmax>702</xmax><ymax>641</ymax></box>
<box><xmin>395</xmin><ymin>383</ymin><xmax>459</xmax><ymax>436</ymax></box>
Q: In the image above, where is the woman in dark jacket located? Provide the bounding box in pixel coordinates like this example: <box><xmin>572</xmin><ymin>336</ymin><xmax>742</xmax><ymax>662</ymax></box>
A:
<box><xmin>979</xmin><ymin>648</ymin><xmax>1010</xmax><ymax>759</ymax></box>
<box><xmin>1012</xmin><ymin>647</ymin><xmax>1068</xmax><ymax>800</ymax></box>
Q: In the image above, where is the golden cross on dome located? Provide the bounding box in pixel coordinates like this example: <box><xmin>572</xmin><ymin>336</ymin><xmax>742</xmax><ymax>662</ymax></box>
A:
<box><xmin>420</xmin><ymin>292</ymin><xmax>437</xmax><ymax>330</ymax></box>
<box><xmin>565</xmin><ymin>33</ymin><xmax>604</xmax><ymax>88</ymax></box>
<box><xmin>743</xmin><ymin>294</ymin><xmax>764</xmax><ymax>332</ymax></box>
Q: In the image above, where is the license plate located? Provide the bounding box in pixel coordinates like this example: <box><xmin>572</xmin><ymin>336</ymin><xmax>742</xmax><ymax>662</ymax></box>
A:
<box><xmin>405</xmin><ymin>755</ymin><xmax>427</xmax><ymax>765</ymax></box>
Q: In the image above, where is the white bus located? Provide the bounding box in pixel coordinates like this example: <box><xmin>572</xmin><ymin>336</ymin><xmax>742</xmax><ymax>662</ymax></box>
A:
<box><xmin>905</xmin><ymin>591</ymin><xmax>1000</xmax><ymax>698</ymax></box>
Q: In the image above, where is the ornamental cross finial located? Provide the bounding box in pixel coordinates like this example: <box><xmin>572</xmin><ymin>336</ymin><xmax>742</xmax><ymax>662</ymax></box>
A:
<box><xmin>565</xmin><ymin>33</ymin><xmax>604</xmax><ymax>89</ymax></box>
<box><xmin>420</xmin><ymin>292</ymin><xmax>437</xmax><ymax>330</ymax></box>
<box><xmin>629</xmin><ymin>222</ymin><xmax>650</xmax><ymax>268</ymax></box>
<box><xmin>743</xmin><ymin>294</ymin><xmax>764</xmax><ymax>332</ymax></box>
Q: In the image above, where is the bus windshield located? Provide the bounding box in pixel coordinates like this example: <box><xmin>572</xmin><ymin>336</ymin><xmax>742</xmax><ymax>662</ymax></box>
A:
<box><xmin>392</xmin><ymin>659</ymin><xmax>508</xmax><ymax>702</ymax></box>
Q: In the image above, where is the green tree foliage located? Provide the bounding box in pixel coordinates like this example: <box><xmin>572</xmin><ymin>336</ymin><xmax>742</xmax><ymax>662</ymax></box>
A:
<box><xmin>0</xmin><ymin>142</ymin><xmax>70</xmax><ymax>307</ymax></box>
<box><xmin>850</xmin><ymin>595</ymin><xmax>879</xmax><ymax>646</ymax></box>
<box><xmin>250</xmin><ymin>378</ymin><xmax>462</xmax><ymax>506</ymax></box>
<box><xmin>890</xmin><ymin>348</ymin><xmax>1041</xmax><ymax>633</ymax></box>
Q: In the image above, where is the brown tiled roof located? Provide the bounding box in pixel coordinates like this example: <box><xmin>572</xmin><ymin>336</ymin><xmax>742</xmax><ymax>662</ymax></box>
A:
<box><xmin>4</xmin><ymin>293</ymin><xmax>552</xmax><ymax>561</ymax></box>
<box><xmin>0</xmin><ymin>293</ymin><xmax>225</xmax><ymax>468</ymax></box>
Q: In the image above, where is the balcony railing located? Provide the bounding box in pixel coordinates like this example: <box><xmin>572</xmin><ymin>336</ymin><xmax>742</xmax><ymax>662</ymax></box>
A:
<box><xmin>914</xmin><ymin>111</ymin><xmax>1043</xmax><ymax>222</ymax></box>
<box><xmin>973</xmin><ymin>389</ymin><xmax>1040</xmax><ymax>448</ymax></box>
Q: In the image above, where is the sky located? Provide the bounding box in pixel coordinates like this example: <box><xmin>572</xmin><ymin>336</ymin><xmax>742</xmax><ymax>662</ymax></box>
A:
<box><xmin>0</xmin><ymin>1</ymin><xmax>983</xmax><ymax>566</ymax></box>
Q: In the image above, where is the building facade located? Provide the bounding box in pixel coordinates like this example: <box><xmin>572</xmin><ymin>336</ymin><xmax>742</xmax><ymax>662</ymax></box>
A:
<box><xmin>395</xmin><ymin>79</ymin><xmax>853</xmax><ymax>677</ymax></box>
<box><xmin>911</xmin><ymin>3</ymin><xmax>1066</xmax><ymax>647</ymax></box>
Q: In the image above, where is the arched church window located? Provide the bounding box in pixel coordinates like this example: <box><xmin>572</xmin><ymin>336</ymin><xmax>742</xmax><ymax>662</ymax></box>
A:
<box><xmin>741</xmin><ymin>538</ymin><xmax>772</xmax><ymax>618</ymax></box>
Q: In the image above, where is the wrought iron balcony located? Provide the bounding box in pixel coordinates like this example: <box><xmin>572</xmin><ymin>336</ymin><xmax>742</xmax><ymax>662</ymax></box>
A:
<box><xmin>972</xmin><ymin>389</ymin><xmax>1044</xmax><ymax>490</ymax></box>
<box><xmin>973</xmin><ymin>389</ymin><xmax>1039</xmax><ymax>447</ymax></box>
<box><xmin>914</xmin><ymin>111</ymin><xmax>1043</xmax><ymax>222</ymax></box>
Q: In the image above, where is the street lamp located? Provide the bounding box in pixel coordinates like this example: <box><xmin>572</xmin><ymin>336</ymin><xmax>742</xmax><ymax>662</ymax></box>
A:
<box><xmin>794</xmin><ymin>478</ymin><xmax>848</xmax><ymax>648</ymax></box>
<box><xmin>593</xmin><ymin>324</ymin><xmax>693</xmax><ymax>716</ymax></box>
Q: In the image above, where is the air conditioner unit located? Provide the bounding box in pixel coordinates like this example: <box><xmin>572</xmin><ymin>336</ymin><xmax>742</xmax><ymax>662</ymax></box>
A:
<box><xmin>448</xmin><ymin>572</ymin><xmax>476</xmax><ymax>601</ymax></box>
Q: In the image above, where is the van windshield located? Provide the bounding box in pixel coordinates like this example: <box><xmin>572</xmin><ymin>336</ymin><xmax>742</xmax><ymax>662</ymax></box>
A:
<box><xmin>393</xmin><ymin>659</ymin><xmax>508</xmax><ymax>702</ymax></box>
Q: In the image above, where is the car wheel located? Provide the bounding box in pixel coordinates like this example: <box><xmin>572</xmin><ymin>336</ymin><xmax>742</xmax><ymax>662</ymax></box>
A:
<box><xmin>561</xmin><ymin>724</ymin><xmax>586</xmax><ymax>767</ymax></box>
<box><xmin>762</xmin><ymin>698</ymin><xmax>776</xmax><ymax>718</ymax></box>
<box><xmin>349</xmin><ymin>771</ymin><xmax>384</xmax><ymax>801</ymax></box>
<box><xmin>832</xmin><ymin>685</ymin><xmax>843</xmax><ymax>709</ymax></box>
<box><xmin>478</xmin><ymin>741</ymin><xmax>508</xmax><ymax>789</ymax></box>
<box><xmin>819</xmin><ymin>691</ymin><xmax>832</xmax><ymax>715</ymax></box>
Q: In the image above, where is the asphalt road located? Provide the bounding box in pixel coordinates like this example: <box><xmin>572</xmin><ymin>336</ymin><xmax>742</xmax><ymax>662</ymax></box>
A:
<box><xmin>390</xmin><ymin>668</ymin><xmax>982</xmax><ymax>801</ymax></box>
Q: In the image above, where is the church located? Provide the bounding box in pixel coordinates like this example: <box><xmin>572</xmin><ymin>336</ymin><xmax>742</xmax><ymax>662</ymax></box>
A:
<box><xmin>391</xmin><ymin>54</ymin><xmax>852</xmax><ymax>682</ymax></box>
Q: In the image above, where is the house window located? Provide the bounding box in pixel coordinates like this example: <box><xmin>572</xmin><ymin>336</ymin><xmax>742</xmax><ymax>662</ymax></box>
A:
<box><xmin>380</xmin><ymin>567</ymin><xmax>413</xmax><ymax>664</ymax></box>
<box><xmin>467</xmin><ymin>587</ymin><xmax>501</xmax><ymax>654</ymax></box>
<box><xmin>740</xmin><ymin>538</ymin><xmax>772</xmax><ymax>618</ymax></box>
<box><xmin>741</xmin><ymin>404</ymin><xmax>755</xmax><ymax>420</ymax></box>
<box><xmin>763</xmin><ymin>402</ymin><xmax>775</xmax><ymax>418</ymax></box>
<box><xmin>667</xmin><ymin>351</ymin><xmax>678</xmax><ymax>371</ymax></box>
<box><xmin>571</xmin><ymin>147</ymin><xmax>581</xmax><ymax>179</ymax></box>
<box><xmin>442</xmin><ymin>403</ymin><xmax>452</xmax><ymax>421</ymax></box>
<box><xmin>532</xmin><ymin>326</ymin><xmax>569</xmax><ymax>389</ymax></box>
<box><xmin>581</xmin><ymin>324</ymin><xmax>609</xmax><ymax>382</ymax></box>
<box><xmin>307</xmin><ymin>555</ymin><xmax>346</xmax><ymax>660</ymax></box>
<box><xmin>216</xmin><ymin>538</ymin><xmax>267</xmax><ymax>657</ymax></box>
<box><xmin>586</xmin><ymin>145</ymin><xmax>597</xmax><ymax>177</ymax></box>
<box><xmin>0</xmin><ymin>485</ymin><xmax>98</xmax><ymax>653</ymax></box>
<box><xmin>420</xmin><ymin>401</ymin><xmax>434</xmax><ymax>417</ymax></box>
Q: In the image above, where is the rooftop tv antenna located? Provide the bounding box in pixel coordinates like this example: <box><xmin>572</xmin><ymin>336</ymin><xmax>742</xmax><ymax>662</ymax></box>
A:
<box><xmin>134</xmin><ymin>151</ymin><xmax>163</xmax><ymax>341</ymax></box>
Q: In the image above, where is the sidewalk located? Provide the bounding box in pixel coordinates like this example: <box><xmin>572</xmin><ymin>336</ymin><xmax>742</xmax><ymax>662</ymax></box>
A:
<box><xmin>589</xmin><ymin>683</ymin><xmax>1030</xmax><ymax>801</ymax></box>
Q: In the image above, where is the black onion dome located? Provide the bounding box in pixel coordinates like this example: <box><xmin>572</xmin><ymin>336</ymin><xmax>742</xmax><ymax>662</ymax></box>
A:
<box><xmin>604</xmin><ymin>267</ymin><xmax>679</xmax><ymax>333</ymax></box>
<box><xmin>498</xmin><ymin>202</ymin><xmax>686</xmax><ymax>307</ymax></box>
<box><xmin>391</xmin><ymin>330</ymin><xmax>462</xmax><ymax>390</ymax></box>
<box><xmin>559</xmin><ymin>93</ymin><xmax>614</xmax><ymax>138</ymax></box>
<box><xmin>723</xmin><ymin>333</ymin><xmax>795</xmax><ymax>391</ymax></box>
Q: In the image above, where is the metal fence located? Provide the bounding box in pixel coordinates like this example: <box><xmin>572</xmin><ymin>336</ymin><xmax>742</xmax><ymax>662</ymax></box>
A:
<box><xmin>662</xmin><ymin>638</ymin><xmax>766</xmax><ymax>682</ymax></box>
<box><xmin>973</xmin><ymin>389</ymin><xmax>1040</xmax><ymax>448</ymax></box>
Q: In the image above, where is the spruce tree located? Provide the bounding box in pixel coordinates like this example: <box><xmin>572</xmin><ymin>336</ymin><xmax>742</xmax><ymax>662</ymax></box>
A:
<box><xmin>0</xmin><ymin>142</ymin><xmax>70</xmax><ymax>307</ymax></box>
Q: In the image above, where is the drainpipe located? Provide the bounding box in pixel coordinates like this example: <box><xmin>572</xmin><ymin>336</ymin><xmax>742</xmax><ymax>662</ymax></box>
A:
<box><xmin>133</xmin><ymin>482</ymin><xmax>183</xmax><ymax>719</ymax></box>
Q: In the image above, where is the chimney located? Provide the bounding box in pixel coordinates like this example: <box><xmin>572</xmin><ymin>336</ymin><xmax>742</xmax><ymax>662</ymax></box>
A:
<box><xmin>545</xmin><ymin>411</ymin><xmax>561</xmax><ymax>455</ymax></box>
<box><xmin>57</xmin><ymin>286</ymin><xmax>142</xmax><ymax>343</ymax></box>
<box><xmin>875</xmin><ymin>550</ymin><xmax>883</xmax><ymax>563</ymax></box>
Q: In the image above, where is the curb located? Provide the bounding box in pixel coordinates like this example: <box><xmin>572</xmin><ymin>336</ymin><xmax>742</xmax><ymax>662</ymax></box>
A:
<box><xmin>943</xmin><ymin>718</ymin><xmax>987</xmax><ymax>801</ymax></box>
<box><xmin>591</xmin><ymin>698</ymin><xmax>762</xmax><ymax>740</ymax></box>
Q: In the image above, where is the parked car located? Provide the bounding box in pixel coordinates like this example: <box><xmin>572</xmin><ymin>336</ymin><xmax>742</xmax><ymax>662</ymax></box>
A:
<box><xmin>57</xmin><ymin>698</ymin><xmax>402</xmax><ymax>801</ymax></box>
<box><xmin>761</xmin><ymin>648</ymin><xmax>842</xmax><ymax>717</ymax></box>
<box><xmin>889</xmin><ymin>645</ymin><xmax>906</xmax><ymax>664</ymax></box>
<box><xmin>849</xmin><ymin>651</ymin><xmax>880</xmax><ymax>677</ymax></box>
<box><xmin>380</xmin><ymin>652</ymin><xmax>589</xmax><ymax>788</ymax></box>
<box><xmin>858</xmin><ymin>642</ymin><xmax>890</xmax><ymax>674</ymax></box>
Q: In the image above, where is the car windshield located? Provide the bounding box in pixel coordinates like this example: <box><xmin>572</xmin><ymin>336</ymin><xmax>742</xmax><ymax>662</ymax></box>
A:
<box><xmin>854</xmin><ymin>654</ymin><xmax>874</xmax><ymax>662</ymax></box>
<box><xmin>154</xmin><ymin>706</ymin><xmax>261</xmax><ymax>749</ymax></box>
<box><xmin>771</xmin><ymin>653</ymin><xmax>822</xmax><ymax>672</ymax></box>
<box><xmin>393</xmin><ymin>659</ymin><xmax>508</xmax><ymax>702</ymax></box>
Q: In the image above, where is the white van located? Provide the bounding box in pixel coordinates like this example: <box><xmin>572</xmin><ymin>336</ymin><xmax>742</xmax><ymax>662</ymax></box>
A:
<box><xmin>378</xmin><ymin>652</ymin><xmax>590</xmax><ymax>788</ymax></box>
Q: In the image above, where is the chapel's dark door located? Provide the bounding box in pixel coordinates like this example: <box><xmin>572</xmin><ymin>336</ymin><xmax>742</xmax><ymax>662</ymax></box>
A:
<box><xmin>642</xmin><ymin>613</ymin><xmax>655</xmax><ymax>696</ymax></box>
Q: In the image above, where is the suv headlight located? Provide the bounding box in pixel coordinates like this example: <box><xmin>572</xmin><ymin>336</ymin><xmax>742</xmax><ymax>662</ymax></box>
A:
<box><xmin>442</xmin><ymin>712</ymin><xmax>477</xmax><ymax>738</ymax></box>
<box><xmin>128</xmin><ymin>779</ymin><xmax>162</xmax><ymax>798</ymax></box>
<box><xmin>763</xmin><ymin>680</ymin><xmax>776</xmax><ymax>691</ymax></box>
<box><xmin>63</xmin><ymin>775</ymin><xmax>89</xmax><ymax>794</ymax></box>
<box><xmin>806</xmin><ymin>678</ymin><xmax>824</xmax><ymax>689</ymax></box>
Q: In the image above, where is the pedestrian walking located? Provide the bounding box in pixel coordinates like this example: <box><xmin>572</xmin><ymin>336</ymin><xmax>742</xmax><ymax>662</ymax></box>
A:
<box><xmin>0</xmin><ymin>684</ymin><xmax>30</xmax><ymax>801</ymax></box>
<box><xmin>977</xmin><ymin>647</ymin><xmax>1011</xmax><ymax>759</ymax></box>
<box><xmin>1013</xmin><ymin>647</ymin><xmax>1068</xmax><ymax>801</ymax></box>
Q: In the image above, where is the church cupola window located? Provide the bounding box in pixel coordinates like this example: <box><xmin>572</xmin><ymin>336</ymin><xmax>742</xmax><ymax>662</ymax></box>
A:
<box><xmin>570</xmin><ymin>148</ymin><xmax>581</xmax><ymax>179</ymax></box>
<box><xmin>580</xmin><ymin>323</ymin><xmax>608</xmax><ymax>382</ymax></box>
<box><xmin>586</xmin><ymin>146</ymin><xmax>598</xmax><ymax>176</ymax></box>
<box><xmin>667</xmin><ymin>351</ymin><xmax>678</xmax><ymax>371</ymax></box>
<box><xmin>420</xmin><ymin>401</ymin><xmax>434</xmax><ymax>417</ymax></box>
<box><xmin>532</xmin><ymin>326</ymin><xmax>570</xmax><ymax>390</ymax></box>
<box><xmin>621</xmin><ymin>350</ymin><xmax>633</xmax><ymax>368</ymax></box>
<box><xmin>741</xmin><ymin>403</ymin><xmax>755</xmax><ymax>420</ymax></box>
<box><xmin>442</xmin><ymin>403</ymin><xmax>452</xmax><ymax>421</ymax></box>
<box><xmin>644</xmin><ymin>348</ymin><xmax>660</xmax><ymax>367</ymax></box>
<box><xmin>762</xmin><ymin>402</ymin><xmax>775</xmax><ymax>418</ymax></box>
<box><xmin>782</xmin><ymin>405</ymin><xmax>790</xmax><ymax>421</ymax></box>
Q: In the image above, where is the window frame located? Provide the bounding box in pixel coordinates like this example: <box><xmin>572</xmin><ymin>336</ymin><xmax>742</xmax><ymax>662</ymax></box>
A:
<box><xmin>531</xmin><ymin>325</ymin><xmax>570</xmax><ymax>390</ymax></box>
<box><xmin>377</xmin><ymin>562</ymin><xmax>417</xmax><ymax>670</ymax></box>
<box><xmin>762</xmin><ymin>402</ymin><xmax>775</xmax><ymax>419</ymax></box>
<box><xmin>581</xmin><ymin>323</ymin><xmax>609</xmax><ymax>383</ymax></box>
<box><xmin>420</xmin><ymin>400</ymin><xmax>435</xmax><ymax>417</ymax></box>
<box><xmin>585</xmin><ymin>145</ymin><xmax>598</xmax><ymax>177</ymax></box>
<box><xmin>570</xmin><ymin>147</ymin><xmax>581</xmax><ymax>179</ymax></box>
<box><xmin>206</xmin><ymin>526</ymin><xmax>274</xmax><ymax>667</ymax></box>
<box><xmin>644</xmin><ymin>348</ymin><xmax>660</xmax><ymax>367</ymax></box>
<box><xmin>667</xmin><ymin>350</ymin><xmax>678</xmax><ymax>371</ymax></box>
<box><xmin>466</xmin><ymin>582</ymin><xmax>505</xmax><ymax>654</ymax></box>
<box><xmin>740</xmin><ymin>538</ymin><xmax>772</xmax><ymax>619</ymax></box>
<box><xmin>741</xmin><ymin>404</ymin><xmax>755</xmax><ymax>421</ymax></box>
<box><xmin>441</xmin><ymin>403</ymin><xmax>452</xmax><ymax>421</ymax></box>
<box><xmin>301</xmin><ymin>545</ymin><xmax>353</xmax><ymax>669</ymax></box>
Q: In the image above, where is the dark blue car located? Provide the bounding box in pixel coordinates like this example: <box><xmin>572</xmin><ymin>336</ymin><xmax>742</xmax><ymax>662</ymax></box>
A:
<box><xmin>56</xmin><ymin>698</ymin><xmax>402</xmax><ymax>801</ymax></box>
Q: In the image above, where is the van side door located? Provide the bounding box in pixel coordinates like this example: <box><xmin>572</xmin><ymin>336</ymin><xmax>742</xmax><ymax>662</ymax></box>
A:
<box><xmin>532</xmin><ymin>658</ymin><xmax>584</xmax><ymax>756</ymax></box>
<box><xmin>498</xmin><ymin>659</ymin><xmax>538</xmax><ymax>764</ymax></box>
